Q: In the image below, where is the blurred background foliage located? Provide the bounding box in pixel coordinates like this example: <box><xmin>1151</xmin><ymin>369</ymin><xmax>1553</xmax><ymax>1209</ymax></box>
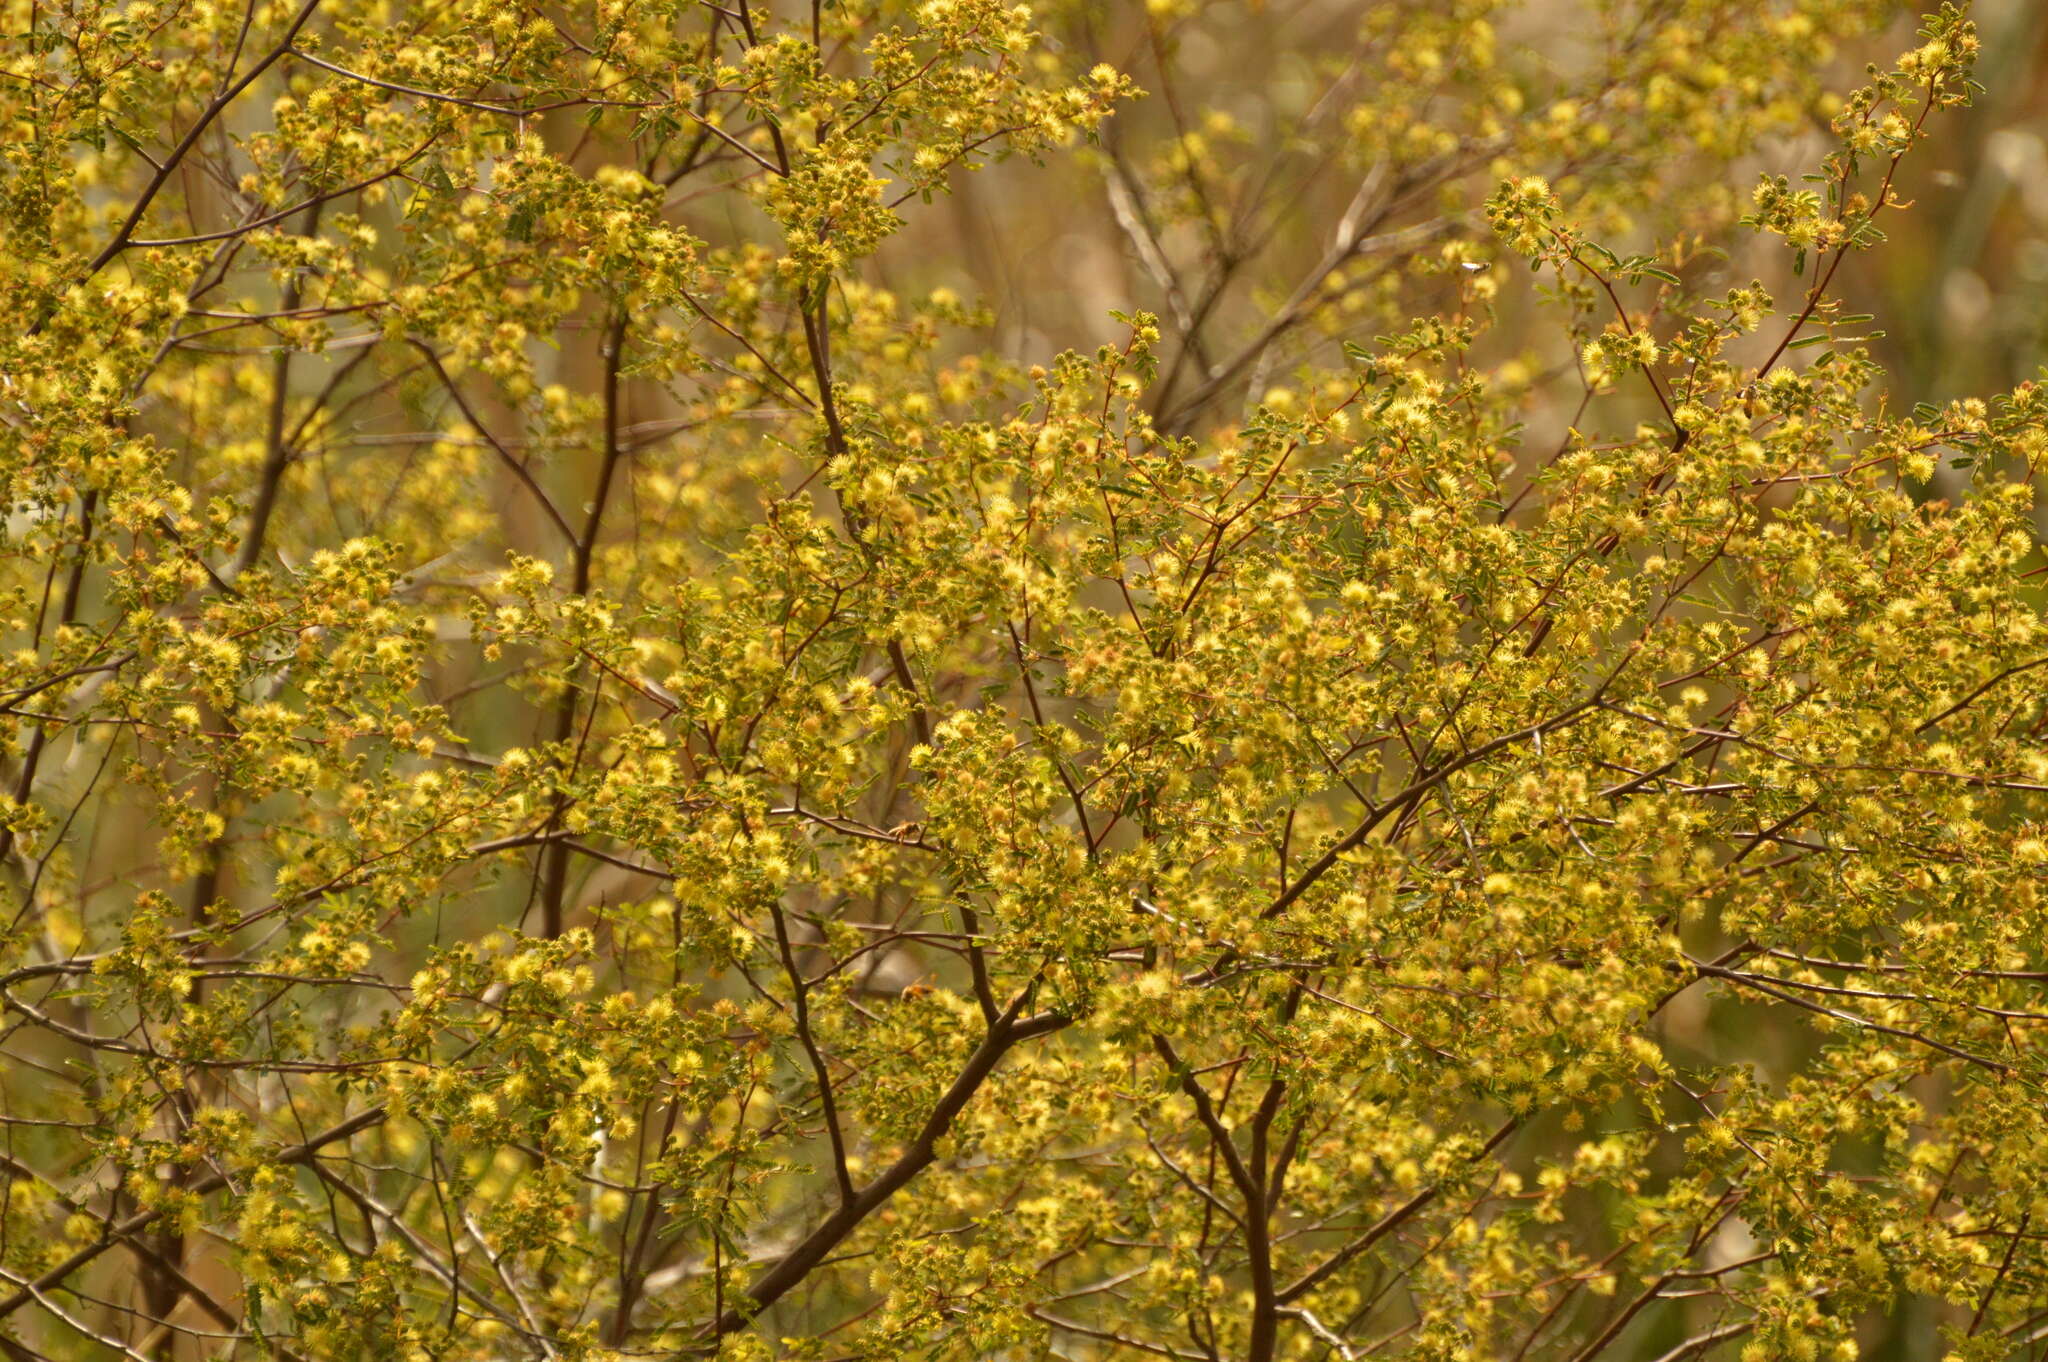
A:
<box><xmin>869</xmin><ymin>0</ymin><xmax>2048</xmax><ymax>500</ymax></box>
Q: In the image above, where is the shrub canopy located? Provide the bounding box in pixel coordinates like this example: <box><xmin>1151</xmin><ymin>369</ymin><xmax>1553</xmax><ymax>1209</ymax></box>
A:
<box><xmin>3</xmin><ymin>1</ymin><xmax>2047</xmax><ymax>1359</ymax></box>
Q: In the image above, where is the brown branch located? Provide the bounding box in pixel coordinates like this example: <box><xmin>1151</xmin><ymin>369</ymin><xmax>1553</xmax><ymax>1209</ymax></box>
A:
<box><xmin>0</xmin><ymin>1107</ymin><xmax>387</xmax><ymax>1320</ymax></box>
<box><xmin>697</xmin><ymin>999</ymin><xmax>1068</xmax><ymax>1340</ymax></box>
<box><xmin>537</xmin><ymin>313</ymin><xmax>629</xmax><ymax>939</ymax></box>
<box><xmin>1153</xmin><ymin>1034</ymin><xmax>1279</xmax><ymax>1361</ymax></box>
<box><xmin>407</xmin><ymin>340</ymin><xmax>578</xmax><ymax>545</ymax></box>
<box><xmin>71</xmin><ymin>0</ymin><xmax>325</xmax><ymax>289</ymax></box>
